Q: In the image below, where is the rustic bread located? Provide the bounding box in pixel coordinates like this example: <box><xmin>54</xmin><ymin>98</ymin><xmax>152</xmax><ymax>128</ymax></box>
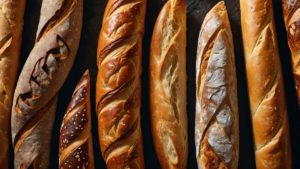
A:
<box><xmin>282</xmin><ymin>0</ymin><xmax>300</xmax><ymax>107</ymax></box>
<box><xmin>96</xmin><ymin>0</ymin><xmax>146</xmax><ymax>168</ymax></box>
<box><xmin>11</xmin><ymin>0</ymin><xmax>83</xmax><ymax>168</ymax></box>
<box><xmin>59</xmin><ymin>70</ymin><xmax>94</xmax><ymax>169</ymax></box>
<box><xmin>240</xmin><ymin>0</ymin><xmax>292</xmax><ymax>168</ymax></box>
<box><xmin>149</xmin><ymin>0</ymin><xmax>188</xmax><ymax>168</ymax></box>
<box><xmin>195</xmin><ymin>2</ymin><xmax>239</xmax><ymax>169</ymax></box>
<box><xmin>0</xmin><ymin>0</ymin><xmax>26</xmax><ymax>167</ymax></box>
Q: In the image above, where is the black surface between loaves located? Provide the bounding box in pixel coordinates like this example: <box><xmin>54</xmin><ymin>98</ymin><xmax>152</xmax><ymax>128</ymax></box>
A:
<box><xmin>8</xmin><ymin>0</ymin><xmax>299</xmax><ymax>168</ymax></box>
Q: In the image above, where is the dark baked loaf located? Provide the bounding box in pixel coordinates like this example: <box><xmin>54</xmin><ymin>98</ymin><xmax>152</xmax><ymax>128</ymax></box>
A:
<box><xmin>282</xmin><ymin>0</ymin><xmax>300</xmax><ymax>107</ymax></box>
<box><xmin>59</xmin><ymin>70</ymin><xmax>94</xmax><ymax>169</ymax></box>
<box><xmin>96</xmin><ymin>0</ymin><xmax>146</xmax><ymax>168</ymax></box>
<box><xmin>240</xmin><ymin>0</ymin><xmax>292</xmax><ymax>168</ymax></box>
<box><xmin>195</xmin><ymin>2</ymin><xmax>239</xmax><ymax>169</ymax></box>
<box><xmin>11</xmin><ymin>0</ymin><xmax>83</xmax><ymax>168</ymax></box>
<box><xmin>149</xmin><ymin>0</ymin><xmax>188</xmax><ymax>168</ymax></box>
<box><xmin>0</xmin><ymin>0</ymin><xmax>26</xmax><ymax>168</ymax></box>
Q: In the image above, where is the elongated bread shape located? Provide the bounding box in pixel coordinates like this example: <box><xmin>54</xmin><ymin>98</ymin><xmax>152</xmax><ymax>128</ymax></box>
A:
<box><xmin>240</xmin><ymin>0</ymin><xmax>292</xmax><ymax>168</ymax></box>
<box><xmin>11</xmin><ymin>0</ymin><xmax>83</xmax><ymax>168</ymax></box>
<box><xmin>195</xmin><ymin>2</ymin><xmax>239</xmax><ymax>169</ymax></box>
<box><xmin>96</xmin><ymin>0</ymin><xmax>146</xmax><ymax>168</ymax></box>
<box><xmin>282</xmin><ymin>0</ymin><xmax>300</xmax><ymax>107</ymax></box>
<box><xmin>59</xmin><ymin>70</ymin><xmax>94</xmax><ymax>169</ymax></box>
<box><xmin>149</xmin><ymin>0</ymin><xmax>188</xmax><ymax>168</ymax></box>
<box><xmin>0</xmin><ymin>0</ymin><xmax>26</xmax><ymax>168</ymax></box>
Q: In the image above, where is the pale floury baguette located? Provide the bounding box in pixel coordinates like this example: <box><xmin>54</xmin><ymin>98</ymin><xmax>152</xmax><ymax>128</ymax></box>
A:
<box><xmin>59</xmin><ymin>70</ymin><xmax>94</xmax><ymax>169</ymax></box>
<box><xmin>0</xmin><ymin>0</ymin><xmax>26</xmax><ymax>167</ymax></box>
<box><xmin>195</xmin><ymin>2</ymin><xmax>239</xmax><ymax>169</ymax></box>
<box><xmin>282</xmin><ymin>0</ymin><xmax>300</xmax><ymax>108</ymax></box>
<box><xmin>96</xmin><ymin>0</ymin><xmax>146</xmax><ymax>168</ymax></box>
<box><xmin>240</xmin><ymin>0</ymin><xmax>292</xmax><ymax>168</ymax></box>
<box><xmin>149</xmin><ymin>0</ymin><xmax>188</xmax><ymax>168</ymax></box>
<box><xmin>11</xmin><ymin>0</ymin><xmax>83</xmax><ymax>168</ymax></box>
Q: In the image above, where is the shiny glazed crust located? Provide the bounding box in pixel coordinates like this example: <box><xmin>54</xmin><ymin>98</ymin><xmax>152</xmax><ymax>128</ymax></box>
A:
<box><xmin>149</xmin><ymin>0</ymin><xmax>188</xmax><ymax>168</ymax></box>
<box><xmin>11</xmin><ymin>0</ymin><xmax>83</xmax><ymax>168</ymax></box>
<box><xmin>195</xmin><ymin>2</ymin><xmax>239</xmax><ymax>169</ymax></box>
<box><xmin>96</xmin><ymin>0</ymin><xmax>146</xmax><ymax>168</ymax></box>
<box><xmin>59</xmin><ymin>70</ymin><xmax>94</xmax><ymax>169</ymax></box>
<box><xmin>240</xmin><ymin>0</ymin><xmax>292</xmax><ymax>168</ymax></box>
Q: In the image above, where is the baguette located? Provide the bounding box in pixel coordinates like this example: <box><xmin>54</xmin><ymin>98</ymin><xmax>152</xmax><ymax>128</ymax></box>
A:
<box><xmin>0</xmin><ymin>0</ymin><xmax>26</xmax><ymax>167</ymax></box>
<box><xmin>149</xmin><ymin>0</ymin><xmax>188</xmax><ymax>168</ymax></box>
<box><xmin>11</xmin><ymin>0</ymin><xmax>83</xmax><ymax>168</ymax></box>
<box><xmin>195</xmin><ymin>2</ymin><xmax>239</xmax><ymax>169</ymax></box>
<box><xmin>96</xmin><ymin>0</ymin><xmax>146</xmax><ymax>168</ymax></box>
<box><xmin>282</xmin><ymin>0</ymin><xmax>300</xmax><ymax>107</ymax></box>
<box><xmin>59</xmin><ymin>70</ymin><xmax>94</xmax><ymax>169</ymax></box>
<box><xmin>240</xmin><ymin>0</ymin><xmax>292</xmax><ymax>168</ymax></box>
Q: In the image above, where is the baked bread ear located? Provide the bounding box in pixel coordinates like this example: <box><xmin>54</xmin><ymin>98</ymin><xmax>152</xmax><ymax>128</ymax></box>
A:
<box><xmin>0</xmin><ymin>0</ymin><xmax>26</xmax><ymax>167</ymax></box>
<box><xmin>282</xmin><ymin>0</ymin><xmax>300</xmax><ymax>107</ymax></box>
<box><xmin>195</xmin><ymin>2</ymin><xmax>239</xmax><ymax>169</ymax></box>
<box><xmin>59</xmin><ymin>70</ymin><xmax>94</xmax><ymax>169</ymax></box>
<box><xmin>149</xmin><ymin>0</ymin><xmax>188</xmax><ymax>168</ymax></box>
<box><xmin>240</xmin><ymin>0</ymin><xmax>292</xmax><ymax>168</ymax></box>
<box><xmin>96</xmin><ymin>0</ymin><xmax>146</xmax><ymax>168</ymax></box>
<box><xmin>11</xmin><ymin>0</ymin><xmax>83</xmax><ymax>168</ymax></box>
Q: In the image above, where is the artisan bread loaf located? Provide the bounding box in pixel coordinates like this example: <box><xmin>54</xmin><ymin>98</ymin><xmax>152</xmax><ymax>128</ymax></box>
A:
<box><xmin>59</xmin><ymin>70</ymin><xmax>94</xmax><ymax>169</ymax></box>
<box><xmin>0</xmin><ymin>0</ymin><xmax>26</xmax><ymax>167</ymax></box>
<box><xmin>11</xmin><ymin>0</ymin><xmax>83</xmax><ymax>168</ymax></box>
<box><xmin>195</xmin><ymin>2</ymin><xmax>239</xmax><ymax>169</ymax></box>
<box><xmin>282</xmin><ymin>0</ymin><xmax>300</xmax><ymax>107</ymax></box>
<box><xmin>240</xmin><ymin>0</ymin><xmax>292</xmax><ymax>168</ymax></box>
<box><xmin>149</xmin><ymin>0</ymin><xmax>188</xmax><ymax>168</ymax></box>
<box><xmin>96</xmin><ymin>0</ymin><xmax>146</xmax><ymax>168</ymax></box>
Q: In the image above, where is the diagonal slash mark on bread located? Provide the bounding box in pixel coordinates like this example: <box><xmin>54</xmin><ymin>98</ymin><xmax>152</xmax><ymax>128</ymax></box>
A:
<box><xmin>59</xmin><ymin>71</ymin><xmax>93</xmax><ymax>168</ymax></box>
<box><xmin>195</xmin><ymin>2</ymin><xmax>239</xmax><ymax>168</ymax></box>
<box><xmin>36</xmin><ymin>0</ymin><xmax>77</xmax><ymax>41</ymax></box>
<box><xmin>96</xmin><ymin>0</ymin><xmax>145</xmax><ymax>167</ymax></box>
<box><xmin>0</xmin><ymin>33</ymin><xmax>12</xmax><ymax>58</ymax></box>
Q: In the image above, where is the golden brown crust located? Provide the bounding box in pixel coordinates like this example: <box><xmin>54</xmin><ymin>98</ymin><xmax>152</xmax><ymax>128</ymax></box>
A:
<box><xmin>96</xmin><ymin>0</ymin><xmax>146</xmax><ymax>168</ymax></box>
<box><xmin>282</xmin><ymin>0</ymin><xmax>300</xmax><ymax>107</ymax></box>
<box><xmin>149</xmin><ymin>0</ymin><xmax>188</xmax><ymax>168</ymax></box>
<box><xmin>0</xmin><ymin>0</ymin><xmax>26</xmax><ymax>167</ymax></box>
<box><xmin>195</xmin><ymin>2</ymin><xmax>239</xmax><ymax>169</ymax></box>
<box><xmin>240</xmin><ymin>0</ymin><xmax>292</xmax><ymax>168</ymax></box>
<box><xmin>59</xmin><ymin>70</ymin><xmax>94</xmax><ymax>169</ymax></box>
<box><xmin>11</xmin><ymin>0</ymin><xmax>83</xmax><ymax>168</ymax></box>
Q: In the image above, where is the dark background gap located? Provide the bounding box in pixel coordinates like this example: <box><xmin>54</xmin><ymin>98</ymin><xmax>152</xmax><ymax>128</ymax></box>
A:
<box><xmin>8</xmin><ymin>0</ymin><xmax>298</xmax><ymax>168</ymax></box>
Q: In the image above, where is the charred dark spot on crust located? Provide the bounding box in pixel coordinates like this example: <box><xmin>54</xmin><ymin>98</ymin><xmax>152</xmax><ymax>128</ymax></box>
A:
<box><xmin>15</xmin><ymin>35</ymin><xmax>69</xmax><ymax>113</ymax></box>
<box><xmin>59</xmin><ymin>141</ymin><xmax>89</xmax><ymax>169</ymax></box>
<box><xmin>37</xmin><ymin>0</ymin><xmax>77</xmax><ymax>41</ymax></box>
<box><xmin>288</xmin><ymin>20</ymin><xmax>300</xmax><ymax>50</ymax></box>
<box><xmin>60</xmin><ymin>105</ymin><xmax>88</xmax><ymax>153</ymax></box>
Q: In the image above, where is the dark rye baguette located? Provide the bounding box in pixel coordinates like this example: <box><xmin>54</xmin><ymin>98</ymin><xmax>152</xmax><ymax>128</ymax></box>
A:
<box><xmin>282</xmin><ymin>0</ymin><xmax>300</xmax><ymax>107</ymax></box>
<box><xmin>0</xmin><ymin>0</ymin><xmax>26</xmax><ymax>168</ymax></box>
<box><xmin>149</xmin><ymin>0</ymin><xmax>188</xmax><ymax>168</ymax></box>
<box><xmin>11</xmin><ymin>0</ymin><xmax>83</xmax><ymax>168</ymax></box>
<box><xmin>96</xmin><ymin>0</ymin><xmax>146</xmax><ymax>168</ymax></box>
<box><xmin>240</xmin><ymin>0</ymin><xmax>292</xmax><ymax>168</ymax></box>
<box><xmin>195</xmin><ymin>2</ymin><xmax>239</xmax><ymax>169</ymax></box>
<box><xmin>59</xmin><ymin>70</ymin><xmax>94</xmax><ymax>169</ymax></box>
